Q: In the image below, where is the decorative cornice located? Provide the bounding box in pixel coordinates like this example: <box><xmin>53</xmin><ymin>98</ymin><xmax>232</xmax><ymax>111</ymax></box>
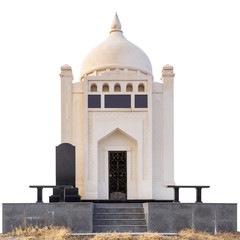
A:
<box><xmin>162</xmin><ymin>72</ymin><xmax>175</xmax><ymax>78</ymax></box>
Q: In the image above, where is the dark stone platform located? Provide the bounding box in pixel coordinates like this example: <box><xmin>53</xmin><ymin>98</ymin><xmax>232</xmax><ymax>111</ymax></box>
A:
<box><xmin>50</xmin><ymin>187</ymin><xmax>81</xmax><ymax>202</ymax></box>
<box><xmin>2</xmin><ymin>203</ymin><xmax>93</xmax><ymax>233</ymax></box>
<box><xmin>2</xmin><ymin>202</ymin><xmax>237</xmax><ymax>234</ymax></box>
<box><xmin>144</xmin><ymin>202</ymin><xmax>237</xmax><ymax>234</ymax></box>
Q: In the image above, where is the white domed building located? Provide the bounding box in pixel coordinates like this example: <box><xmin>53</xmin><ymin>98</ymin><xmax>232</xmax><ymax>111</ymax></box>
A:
<box><xmin>60</xmin><ymin>14</ymin><xmax>175</xmax><ymax>200</ymax></box>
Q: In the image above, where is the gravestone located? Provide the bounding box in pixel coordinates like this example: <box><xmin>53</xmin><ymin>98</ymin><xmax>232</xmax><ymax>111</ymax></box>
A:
<box><xmin>49</xmin><ymin>143</ymin><xmax>81</xmax><ymax>202</ymax></box>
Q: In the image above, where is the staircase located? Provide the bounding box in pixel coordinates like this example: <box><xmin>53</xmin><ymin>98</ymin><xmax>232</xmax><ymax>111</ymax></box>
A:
<box><xmin>93</xmin><ymin>203</ymin><xmax>147</xmax><ymax>233</ymax></box>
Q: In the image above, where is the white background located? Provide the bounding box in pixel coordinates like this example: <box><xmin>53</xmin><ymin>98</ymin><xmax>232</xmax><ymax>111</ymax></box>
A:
<box><xmin>0</xmin><ymin>0</ymin><xmax>239</xmax><ymax>233</ymax></box>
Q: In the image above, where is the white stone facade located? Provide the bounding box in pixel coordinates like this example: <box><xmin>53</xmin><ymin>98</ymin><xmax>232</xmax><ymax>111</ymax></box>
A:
<box><xmin>60</xmin><ymin>14</ymin><xmax>175</xmax><ymax>200</ymax></box>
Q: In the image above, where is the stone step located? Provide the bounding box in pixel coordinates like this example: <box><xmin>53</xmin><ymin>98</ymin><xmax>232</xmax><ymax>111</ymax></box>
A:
<box><xmin>93</xmin><ymin>225</ymin><xmax>147</xmax><ymax>233</ymax></box>
<box><xmin>94</xmin><ymin>207</ymin><xmax>144</xmax><ymax>214</ymax></box>
<box><xmin>93</xmin><ymin>213</ymin><xmax>146</xmax><ymax>219</ymax></box>
<box><xmin>93</xmin><ymin>219</ymin><xmax>146</xmax><ymax>225</ymax></box>
<box><xmin>94</xmin><ymin>203</ymin><xmax>143</xmax><ymax>208</ymax></box>
<box><xmin>68</xmin><ymin>233</ymin><xmax>178</xmax><ymax>238</ymax></box>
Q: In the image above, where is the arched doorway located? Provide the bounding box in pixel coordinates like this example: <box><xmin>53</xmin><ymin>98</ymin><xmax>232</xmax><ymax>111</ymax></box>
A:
<box><xmin>98</xmin><ymin>128</ymin><xmax>138</xmax><ymax>199</ymax></box>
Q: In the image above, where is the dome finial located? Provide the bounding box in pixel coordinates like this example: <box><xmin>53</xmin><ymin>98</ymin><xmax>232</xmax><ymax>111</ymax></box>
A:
<box><xmin>110</xmin><ymin>12</ymin><xmax>122</xmax><ymax>34</ymax></box>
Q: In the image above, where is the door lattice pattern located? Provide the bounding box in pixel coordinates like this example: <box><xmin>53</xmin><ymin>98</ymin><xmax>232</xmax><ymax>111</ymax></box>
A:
<box><xmin>109</xmin><ymin>151</ymin><xmax>127</xmax><ymax>200</ymax></box>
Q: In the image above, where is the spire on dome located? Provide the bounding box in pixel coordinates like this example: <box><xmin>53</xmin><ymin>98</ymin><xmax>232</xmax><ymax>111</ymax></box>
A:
<box><xmin>110</xmin><ymin>13</ymin><xmax>122</xmax><ymax>34</ymax></box>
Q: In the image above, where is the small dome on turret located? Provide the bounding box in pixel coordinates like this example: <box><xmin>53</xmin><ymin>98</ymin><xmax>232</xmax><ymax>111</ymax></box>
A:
<box><xmin>80</xmin><ymin>13</ymin><xmax>152</xmax><ymax>79</ymax></box>
<box><xmin>163</xmin><ymin>64</ymin><xmax>173</xmax><ymax>70</ymax></box>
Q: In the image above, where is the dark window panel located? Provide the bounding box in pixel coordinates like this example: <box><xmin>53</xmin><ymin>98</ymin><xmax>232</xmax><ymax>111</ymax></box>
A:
<box><xmin>88</xmin><ymin>95</ymin><xmax>101</xmax><ymax>108</ymax></box>
<box><xmin>105</xmin><ymin>95</ymin><xmax>131</xmax><ymax>108</ymax></box>
<box><xmin>135</xmin><ymin>95</ymin><xmax>148</xmax><ymax>108</ymax></box>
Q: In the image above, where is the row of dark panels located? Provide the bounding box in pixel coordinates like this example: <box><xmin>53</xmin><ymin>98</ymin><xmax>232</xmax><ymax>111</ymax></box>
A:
<box><xmin>88</xmin><ymin>94</ymin><xmax>148</xmax><ymax>108</ymax></box>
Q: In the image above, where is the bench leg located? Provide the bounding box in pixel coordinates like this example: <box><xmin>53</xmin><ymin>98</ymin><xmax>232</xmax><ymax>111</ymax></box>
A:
<box><xmin>174</xmin><ymin>187</ymin><xmax>180</xmax><ymax>202</ymax></box>
<box><xmin>37</xmin><ymin>187</ymin><xmax>43</xmax><ymax>203</ymax></box>
<box><xmin>196</xmin><ymin>187</ymin><xmax>202</xmax><ymax>203</ymax></box>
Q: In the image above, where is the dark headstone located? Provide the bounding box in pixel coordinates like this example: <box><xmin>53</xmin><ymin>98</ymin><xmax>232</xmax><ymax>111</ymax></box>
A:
<box><xmin>49</xmin><ymin>143</ymin><xmax>81</xmax><ymax>202</ymax></box>
<box><xmin>56</xmin><ymin>143</ymin><xmax>75</xmax><ymax>186</ymax></box>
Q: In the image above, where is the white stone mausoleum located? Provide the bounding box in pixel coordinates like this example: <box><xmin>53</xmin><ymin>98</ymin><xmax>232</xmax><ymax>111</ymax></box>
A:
<box><xmin>60</xmin><ymin>14</ymin><xmax>175</xmax><ymax>200</ymax></box>
<box><xmin>2</xmin><ymin>13</ymin><xmax>237</xmax><ymax>236</ymax></box>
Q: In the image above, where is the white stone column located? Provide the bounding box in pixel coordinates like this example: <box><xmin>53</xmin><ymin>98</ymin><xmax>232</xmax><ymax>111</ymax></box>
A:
<box><xmin>72</xmin><ymin>82</ymin><xmax>84</xmax><ymax>198</ymax></box>
<box><xmin>162</xmin><ymin>64</ymin><xmax>175</xmax><ymax>187</ymax></box>
<box><xmin>152</xmin><ymin>82</ymin><xmax>163</xmax><ymax>199</ymax></box>
<box><xmin>60</xmin><ymin>64</ymin><xmax>73</xmax><ymax>143</ymax></box>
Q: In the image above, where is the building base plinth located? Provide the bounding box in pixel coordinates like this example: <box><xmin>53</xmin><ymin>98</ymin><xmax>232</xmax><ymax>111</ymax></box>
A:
<box><xmin>2</xmin><ymin>202</ymin><xmax>237</xmax><ymax>234</ymax></box>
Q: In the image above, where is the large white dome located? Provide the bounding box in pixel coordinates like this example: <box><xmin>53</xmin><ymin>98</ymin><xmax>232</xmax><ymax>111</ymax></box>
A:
<box><xmin>80</xmin><ymin>14</ymin><xmax>152</xmax><ymax>78</ymax></box>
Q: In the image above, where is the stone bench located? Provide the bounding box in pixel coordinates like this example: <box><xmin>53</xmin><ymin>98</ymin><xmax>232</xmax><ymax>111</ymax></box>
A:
<box><xmin>29</xmin><ymin>185</ymin><xmax>73</xmax><ymax>203</ymax></box>
<box><xmin>167</xmin><ymin>185</ymin><xmax>210</xmax><ymax>203</ymax></box>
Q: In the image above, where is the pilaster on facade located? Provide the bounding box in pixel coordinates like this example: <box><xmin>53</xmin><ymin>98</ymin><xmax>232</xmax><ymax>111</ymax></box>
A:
<box><xmin>60</xmin><ymin>64</ymin><xmax>73</xmax><ymax>144</ymax></box>
<box><xmin>162</xmin><ymin>64</ymin><xmax>175</xmax><ymax>187</ymax></box>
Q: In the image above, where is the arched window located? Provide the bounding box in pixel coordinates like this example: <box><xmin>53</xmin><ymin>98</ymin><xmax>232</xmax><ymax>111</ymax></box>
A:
<box><xmin>126</xmin><ymin>83</ymin><xmax>133</xmax><ymax>92</ymax></box>
<box><xmin>102</xmin><ymin>83</ymin><xmax>109</xmax><ymax>92</ymax></box>
<box><xmin>114</xmin><ymin>83</ymin><xmax>121</xmax><ymax>92</ymax></box>
<box><xmin>138</xmin><ymin>83</ymin><xmax>145</xmax><ymax>92</ymax></box>
<box><xmin>90</xmin><ymin>83</ymin><xmax>97</xmax><ymax>92</ymax></box>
